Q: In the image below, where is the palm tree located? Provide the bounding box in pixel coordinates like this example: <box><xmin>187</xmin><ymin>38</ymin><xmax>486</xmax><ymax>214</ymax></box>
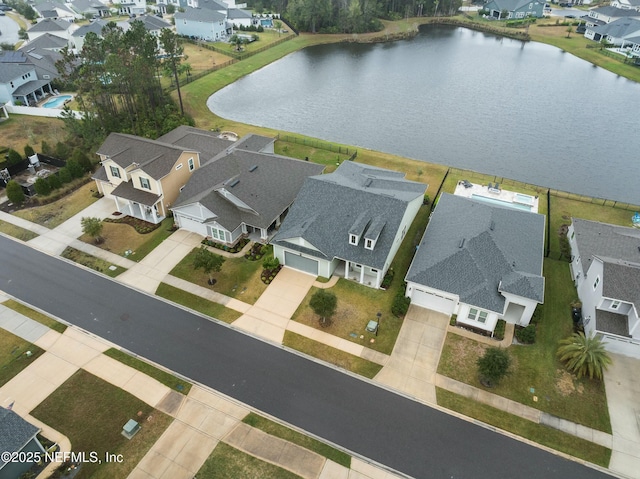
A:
<box><xmin>557</xmin><ymin>332</ymin><xmax>612</xmax><ymax>380</ymax></box>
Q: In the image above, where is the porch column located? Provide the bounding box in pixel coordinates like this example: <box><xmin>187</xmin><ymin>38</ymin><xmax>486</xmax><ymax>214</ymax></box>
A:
<box><xmin>360</xmin><ymin>265</ymin><xmax>365</xmax><ymax>284</ymax></box>
<box><xmin>261</xmin><ymin>228</ymin><xmax>268</xmax><ymax>240</ymax></box>
<box><xmin>375</xmin><ymin>269</ymin><xmax>381</xmax><ymax>288</ymax></box>
<box><xmin>114</xmin><ymin>197</ymin><xmax>122</xmax><ymax>213</ymax></box>
<box><xmin>138</xmin><ymin>203</ymin><xmax>146</xmax><ymax>220</ymax></box>
<box><xmin>345</xmin><ymin>260</ymin><xmax>349</xmax><ymax>279</ymax></box>
<box><xmin>276</xmin><ymin>215</ymin><xmax>281</xmax><ymax>227</ymax></box>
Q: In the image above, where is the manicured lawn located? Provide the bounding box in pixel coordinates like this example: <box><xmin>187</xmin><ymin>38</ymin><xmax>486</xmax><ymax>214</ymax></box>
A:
<box><xmin>79</xmin><ymin>217</ymin><xmax>175</xmax><ymax>261</ymax></box>
<box><xmin>14</xmin><ymin>182</ymin><xmax>99</xmax><ymax>228</ymax></box>
<box><xmin>437</xmin><ymin>388</ymin><xmax>611</xmax><ymax>468</ymax></box>
<box><xmin>2</xmin><ymin>299</ymin><xmax>67</xmax><ymax>333</ymax></box>
<box><xmin>61</xmin><ymin>247</ymin><xmax>127</xmax><ymax>278</ymax></box>
<box><xmin>31</xmin><ymin>370</ymin><xmax>173</xmax><ymax>479</ymax></box>
<box><xmin>169</xmin><ymin>247</ymin><xmax>267</xmax><ymax>304</ymax></box>
<box><xmin>198</xmin><ymin>442</ymin><xmax>302</xmax><ymax>479</ymax></box>
<box><xmin>274</xmin><ymin>141</ymin><xmax>353</xmax><ymax>173</ymax></box>
<box><xmin>283</xmin><ymin>331</ymin><xmax>383</xmax><ymax>379</ymax></box>
<box><xmin>104</xmin><ymin>348</ymin><xmax>192</xmax><ymax>395</ymax></box>
<box><xmin>0</xmin><ymin>329</ymin><xmax>44</xmax><ymax>388</ymax></box>
<box><xmin>155</xmin><ymin>283</ymin><xmax>242</xmax><ymax>324</ymax></box>
<box><xmin>437</xmin><ymin>259</ymin><xmax>611</xmax><ymax>433</ymax></box>
<box><xmin>243</xmin><ymin>412</ymin><xmax>351</xmax><ymax>467</ymax></box>
<box><xmin>0</xmin><ymin>220</ymin><xmax>39</xmax><ymax>241</ymax></box>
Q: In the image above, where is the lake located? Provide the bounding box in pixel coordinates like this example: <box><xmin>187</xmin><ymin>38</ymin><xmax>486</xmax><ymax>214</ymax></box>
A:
<box><xmin>208</xmin><ymin>25</ymin><xmax>640</xmax><ymax>204</ymax></box>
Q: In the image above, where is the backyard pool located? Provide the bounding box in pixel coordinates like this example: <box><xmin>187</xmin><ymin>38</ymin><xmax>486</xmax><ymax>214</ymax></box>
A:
<box><xmin>42</xmin><ymin>95</ymin><xmax>72</xmax><ymax>108</ymax></box>
<box><xmin>470</xmin><ymin>194</ymin><xmax>533</xmax><ymax>212</ymax></box>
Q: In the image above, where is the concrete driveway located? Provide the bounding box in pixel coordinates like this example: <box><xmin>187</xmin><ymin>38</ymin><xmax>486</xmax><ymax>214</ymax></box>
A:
<box><xmin>374</xmin><ymin>305</ymin><xmax>449</xmax><ymax>405</ymax></box>
<box><xmin>604</xmin><ymin>353</ymin><xmax>640</xmax><ymax>479</ymax></box>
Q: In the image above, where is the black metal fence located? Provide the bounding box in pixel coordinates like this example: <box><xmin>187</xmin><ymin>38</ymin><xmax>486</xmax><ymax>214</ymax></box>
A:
<box><xmin>276</xmin><ymin>134</ymin><xmax>357</xmax><ymax>156</ymax></box>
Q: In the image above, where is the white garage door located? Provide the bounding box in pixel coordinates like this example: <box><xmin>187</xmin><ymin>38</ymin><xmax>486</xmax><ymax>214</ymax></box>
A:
<box><xmin>411</xmin><ymin>289</ymin><xmax>457</xmax><ymax>315</ymax></box>
<box><xmin>176</xmin><ymin>214</ymin><xmax>207</xmax><ymax>236</ymax></box>
<box><xmin>284</xmin><ymin>251</ymin><xmax>318</xmax><ymax>276</ymax></box>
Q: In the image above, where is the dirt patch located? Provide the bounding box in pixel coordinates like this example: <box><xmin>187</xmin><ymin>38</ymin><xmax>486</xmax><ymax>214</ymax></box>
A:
<box><xmin>558</xmin><ymin>224</ymin><xmax>569</xmax><ymax>236</ymax></box>
<box><xmin>449</xmin><ymin>338</ymin><xmax>488</xmax><ymax>371</ymax></box>
<box><xmin>555</xmin><ymin>369</ymin><xmax>584</xmax><ymax>396</ymax></box>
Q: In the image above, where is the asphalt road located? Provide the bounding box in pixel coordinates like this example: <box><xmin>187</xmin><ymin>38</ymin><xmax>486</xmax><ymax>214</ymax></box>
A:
<box><xmin>0</xmin><ymin>235</ymin><xmax>612</xmax><ymax>479</ymax></box>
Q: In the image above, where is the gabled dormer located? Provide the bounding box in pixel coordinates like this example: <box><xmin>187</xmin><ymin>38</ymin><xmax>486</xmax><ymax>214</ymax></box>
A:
<box><xmin>363</xmin><ymin>216</ymin><xmax>385</xmax><ymax>251</ymax></box>
<box><xmin>349</xmin><ymin>212</ymin><xmax>369</xmax><ymax>246</ymax></box>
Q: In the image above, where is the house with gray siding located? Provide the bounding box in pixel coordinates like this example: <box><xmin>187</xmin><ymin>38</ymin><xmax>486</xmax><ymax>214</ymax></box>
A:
<box><xmin>175</xmin><ymin>8</ymin><xmax>227</xmax><ymax>40</ymax></box>
<box><xmin>273</xmin><ymin>162</ymin><xmax>426</xmax><ymax>288</ymax></box>
<box><xmin>585</xmin><ymin>17</ymin><xmax>640</xmax><ymax>44</ymax></box>
<box><xmin>568</xmin><ymin>218</ymin><xmax>640</xmax><ymax>358</ymax></box>
<box><xmin>0</xmin><ymin>408</ymin><xmax>46</xmax><ymax>479</ymax></box>
<box><xmin>405</xmin><ymin>193</ymin><xmax>545</xmax><ymax>333</ymax></box>
<box><xmin>483</xmin><ymin>0</ymin><xmax>544</xmax><ymax>19</ymax></box>
<box><xmin>0</xmin><ymin>53</ymin><xmax>53</xmax><ymax>105</ymax></box>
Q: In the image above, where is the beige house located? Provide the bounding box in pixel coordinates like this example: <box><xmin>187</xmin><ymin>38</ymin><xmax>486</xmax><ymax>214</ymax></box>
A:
<box><xmin>93</xmin><ymin>133</ymin><xmax>202</xmax><ymax>223</ymax></box>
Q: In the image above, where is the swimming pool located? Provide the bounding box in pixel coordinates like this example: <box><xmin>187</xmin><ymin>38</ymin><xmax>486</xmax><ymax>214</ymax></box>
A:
<box><xmin>42</xmin><ymin>95</ymin><xmax>72</xmax><ymax>108</ymax></box>
<box><xmin>514</xmin><ymin>193</ymin><xmax>535</xmax><ymax>206</ymax></box>
<box><xmin>470</xmin><ymin>194</ymin><xmax>533</xmax><ymax>212</ymax></box>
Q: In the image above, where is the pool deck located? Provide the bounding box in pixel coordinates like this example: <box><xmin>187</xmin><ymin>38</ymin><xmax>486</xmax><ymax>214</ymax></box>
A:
<box><xmin>453</xmin><ymin>181</ymin><xmax>540</xmax><ymax>213</ymax></box>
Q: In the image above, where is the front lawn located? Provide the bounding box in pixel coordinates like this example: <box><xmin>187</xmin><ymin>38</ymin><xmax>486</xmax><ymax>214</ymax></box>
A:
<box><xmin>79</xmin><ymin>217</ymin><xmax>175</xmax><ymax>261</ymax></box>
<box><xmin>31</xmin><ymin>370</ymin><xmax>173</xmax><ymax>479</ymax></box>
<box><xmin>2</xmin><ymin>299</ymin><xmax>67</xmax><ymax>333</ymax></box>
<box><xmin>155</xmin><ymin>283</ymin><xmax>242</xmax><ymax>323</ymax></box>
<box><xmin>169</xmin><ymin>246</ymin><xmax>268</xmax><ymax>304</ymax></box>
<box><xmin>61</xmin><ymin>247</ymin><xmax>127</xmax><ymax>278</ymax></box>
<box><xmin>437</xmin><ymin>259</ymin><xmax>611</xmax><ymax>433</ymax></box>
<box><xmin>0</xmin><ymin>330</ymin><xmax>44</xmax><ymax>388</ymax></box>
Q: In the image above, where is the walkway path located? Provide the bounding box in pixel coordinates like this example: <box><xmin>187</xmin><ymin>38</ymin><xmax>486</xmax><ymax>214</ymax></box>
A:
<box><xmin>0</xmin><ymin>300</ymin><xmax>405</xmax><ymax>479</ymax></box>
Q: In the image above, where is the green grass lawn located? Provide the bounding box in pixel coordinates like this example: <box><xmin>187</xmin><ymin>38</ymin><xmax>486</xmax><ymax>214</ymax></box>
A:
<box><xmin>242</xmin><ymin>412</ymin><xmax>351</xmax><ymax>467</ymax></box>
<box><xmin>61</xmin><ymin>247</ymin><xmax>127</xmax><ymax>278</ymax></box>
<box><xmin>437</xmin><ymin>259</ymin><xmax>611</xmax><ymax>433</ymax></box>
<box><xmin>103</xmin><ymin>348</ymin><xmax>192</xmax><ymax>395</ymax></box>
<box><xmin>0</xmin><ymin>220</ymin><xmax>39</xmax><ymax>241</ymax></box>
<box><xmin>169</xmin><ymin>247</ymin><xmax>267</xmax><ymax>304</ymax></box>
<box><xmin>31</xmin><ymin>370</ymin><xmax>173</xmax><ymax>479</ymax></box>
<box><xmin>155</xmin><ymin>283</ymin><xmax>242</xmax><ymax>323</ymax></box>
<box><xmin>198</xmin><ymin>442</ymin><xmax>302</xmax><ymax>479</ymax></box>
<box><xmin>283</xmin><ymin>331</ymin><xmax>383</xmax><ymax>379</ymax></box>
<box><xmin>1</xmin><ymin>299</ymin><xmax>67</xmax><ymax>333</ymax></box>
<box><xmin>0</xmin><ymin>329</ymin><xmax>44</xmax><ymax>388</ymax></box>
<box><xmin>437</xmin><ymin>388</ymin><xmax>611</xmax><ymax>468</ymax></box>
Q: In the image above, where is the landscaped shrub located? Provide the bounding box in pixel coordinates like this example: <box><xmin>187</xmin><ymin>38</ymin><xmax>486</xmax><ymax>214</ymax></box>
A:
<box><xmin>201</xmin><ymin>237</ymin><xmax>249</xmax><ymax>253</ymax></box>
<box><xmin>71</xmin><ymin>148</ymin><xmax>93</xmax><ymax>172</ymax></box>
<box><xmin>24</xmin><ymin>144</ymin><xmax>35</xmax><ymax>158</ymax></box>
<box><xmin>41</xmin><ymin>141</ymin><xmax>53</xmax><ymax>156</ymax></box>
<box><xmin>55</xmin><ymin>141</ymin><xmax>71</xmax><ymax>160</ymax></box>
<box><xmin>391</xmin><ymin>288</ymin><xmax>411</xmax><ymax>317</ymax></box>
<box><xmin>515</xmin><ymin>324</ymin><xmax>536</xmax><ymax>344</ymax></box>
<box><xmin>493</xmin><ymin>319</ymin><xmax>506</xmax><ymax>341</ymax></box>
<box><xmin>477</xmin><ymin>347</ymin><xmax>510</xmax><ymax>387</ymax></box>
<box><xmin>530</xmin><ymin>306</ymin><xmax>542</xmax><ymax>325</ymax></box>
<box><xmin>47</xmin><ymin>174</ymin><xmax>62</xmax><ymax>190</ymax></box>
<box><xmin>34</xmin><ymin>177</ymin><xmax>51</xmax><ymax>196</ymax></box>
<box><xmin>245</xmin><ymin>242</ymin><xmax>267</xmax><ymax>260</ymax></box>
<box><xmin>381</xmin><ymin>267</ymin><xmax>394</xmax><ymax>289</ymax></box>
<box><xmin>58</xmin><ymin>167</ymin><xmax>72</xmax><ymax>184</ymax></box>
<box><xmin>449</xmin><ymin>314</ymin><xmax>457</xmax><ymax>326</ymax></box>
<box><xmin>6</xmin><ymin>149</ymin><xmax>23</xmax><ymax>166</ymax></box>
<box><xmin>103</xmin><ymin>216</ymin><xmax>161</xmax><ymax>234</ymax></box>
<box><xmin>6</xmin><ymin>180</ymin><xmax>25</xmax><ymax>204</ymax></box>
<box><xmin>65</xmin><ymin>158</ymin><xmax>84</xmax><ymax>179</ymax></box>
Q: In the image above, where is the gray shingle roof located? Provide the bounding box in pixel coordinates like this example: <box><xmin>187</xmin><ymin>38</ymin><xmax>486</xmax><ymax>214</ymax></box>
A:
<box><xmin>273</xmin><ymin>161</ymin><xmax>426</xmax><ymax>270</ymax></box>
<box><xmin>0</xmin><ymin>63</ymin><xmax>33</xmax><ymax>83</ymax></box>
<box><xmin>156</xmin><ymin>126</ymin><xmax>233</xmax><ymax>161</ymax></box>
<box><xmin>197</xmin><ymin>0</ymin><xmax>227</xmax><ymax>10</ymax></box>
<box><xmin>97</xmin><ymin>133</ymin><xmax>194</xmax><ymax>180</ymax></box>
<box><xmin>28</xmin><ymin>18</ymin><xmax>71</xmax><ymax>33</ymax></box>
<box><xmin>173</xmin><ymin>150</ymin><xmax>324</xmax><ymax>231</ymax></box>
<box><xmin>602</xmin><ymin>259</ymin><xmax>640</xmax><ymax>312</ymax></box>
<box><xmin>406</xmin><ymin>193</ymin><xmax>545</xmax><ymax>313</ymax></box>
<box><xmin>227</xmin><ymin>8</ymin><xmax>252</xmax><ymax>19</ymax></box>
<box><xmin>129</xmin><ymin>15</ymin><xmax>171</xmax><ymax>31</ymax></box>
<box><xmin>174</xmin><ymin>7</ymin><xmax>226</xmax><ymax>22</ymax></box>
<box><xmin>486</xmin><ymin>0</ymin><xmax>537</xmax><ymax>11</ymax></box>
<box><xmin>596</xmin><ymin>309</ymin><xmax>629</xmax><ymax>336</ymax></box>
<box><xmin>591</xmin><ymin>6</ymin><xmax>640</xmax><ymax>17</ymax></box>
<box><xmin>0</xmin><ymin>408</ymin><xmax>40</xmax><ymax>466</ymax></box>
<box><xmin>20</xmin><ymin>33</ymin><xmax>68</xmax><ymax>50</ymax></box>
<box><xmin>72</xmin><ymin>20</ymin><xmax>108</xmax><ymax>37</ymax></box>
<box><xmin>230</xmin><ymin>133</ymin><xmax>274</xmax><ymax>153</ymax></box>
<box><xmin>111</xmin><ymin>180</ymin><xmax>161</xmax><ymax>206</ymax></box>
<box><xmin>571</xmin><ymin>218</ymin><xmax>640</xmax><ymax>276</ymax></box>
<box><xmin>72</xmin><ymin>0</ymin><xmax>109</xmax><ymax>13</ymax></box>
<box><xmin>591</xmin><ymin>17</ymin><xmax>640</xmax><ymax>37</ymax></box>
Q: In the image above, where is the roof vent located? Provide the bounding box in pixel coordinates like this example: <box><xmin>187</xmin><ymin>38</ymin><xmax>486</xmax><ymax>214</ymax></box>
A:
<box><xmin>230</xmin><ymin>179</ymin><xmax>240</xmax><ymax>188</ymax></box>
<box><xmin>249</xmin><ymin>165</ymin><xmax>258</xmax><ymax>172</ymax></box>
<box><xmin>458</xmin><ymin>238</ymin><xmax>465</xmax><ymax>248</ymax></box>
<box><xmin>490</xmin><ymin>221</ymin><xmax>495</xmax><ymax>231</ymax></box>
<box><xmin>365</xmin><ymin>178</ymin><xmax>373</xmax><ymax>187</ymax></box>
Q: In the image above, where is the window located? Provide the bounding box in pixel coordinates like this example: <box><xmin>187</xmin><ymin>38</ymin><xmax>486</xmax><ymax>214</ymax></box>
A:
<box><xmin>179</xmin><ymin>185</ymin><xmax>185</xmax><ymax>192</ymax></box>
<box><xmin>467</xmin><ymin>308</ymin><xmax>488</xmax><ymax>324</ymax></box>
<box><xmin>140</xmin><ymin>177</ymin><xmax>151</xmax><ymax>190</ymax></box>
<box><xmin>593</xmin><ymin>276</ymin><xmax>600</xmax><ymax>290</ymax></box>
<box><xmin>188</xmin><ymin>158</ymin><xmax>195</xmax><ymax>171</ymax></box>
<box><xmin>571</xmin><ymin>231</ymin><xmax>575</xmax><ymax>240</ymax></box>
<box><xmin>175</xmin><ymin>163</ymin><xmax>183</xmax><ymax>170</ymax></box>
<box><xmin>349</xmin><ymin>234</ymin><xmax>358</xmax><ymax>245</ymax></box>
<box><xmin>365</xmin><ymin>238</ymin><xmax>374</xmax><ymax>250</ymax></box>
<box><xmin>611</xmin><ymin>301</ymin><xmax>621</xmax><ymax>310</ymax></box>
<box><xmin>110</xmin><ymin>166</ymin><xmax>121</xmax><ymax>178</ymax></box>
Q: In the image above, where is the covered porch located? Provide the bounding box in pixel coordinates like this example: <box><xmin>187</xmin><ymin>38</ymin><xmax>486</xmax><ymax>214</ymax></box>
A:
<box><xmin>111</xmin><ymin>181</ymin><xmax>165</xmax><ymax>224</ymax></box>
<box><xmin>12</xmin><ymin>80</ymin><xmax>53</xmax><ymax>106</ymax></box>
<box><xmin>335</xmin><ymin>260</ymin><xmax>382</xmax><ymax>288</ymax></box>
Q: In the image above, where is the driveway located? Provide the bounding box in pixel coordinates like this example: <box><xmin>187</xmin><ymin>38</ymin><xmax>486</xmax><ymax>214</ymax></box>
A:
<box><xmin>604</xmin><ymin>353</ymin><xmax>640</xmax><ymax>479</ymax></box>
<box><xmin>374</xmin><ymin>305</ymin><xmax>449</xmax><ymax>405</ymax></box>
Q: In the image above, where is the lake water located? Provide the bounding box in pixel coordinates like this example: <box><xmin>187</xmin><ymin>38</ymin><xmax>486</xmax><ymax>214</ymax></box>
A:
<box><xmin>208</xmin><ymin>25</ymin><xmax>640</xmax><ymax>204</ymax></box>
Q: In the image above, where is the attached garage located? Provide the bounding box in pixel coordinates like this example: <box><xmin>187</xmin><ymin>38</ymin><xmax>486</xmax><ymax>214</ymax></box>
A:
<box><xmin>284</xmin><ymin>251</ymin><xmax>318</xmax><ymax>276</ymax></box>
<box><xmin>174</xmin><ymin>214</ymin><xmax>208</xmax><ymax>237</ymax></box>
<box><xmin>410</xmin><ymin>288</ymin><xmax>457</xmax><ymax>315</ymax></box>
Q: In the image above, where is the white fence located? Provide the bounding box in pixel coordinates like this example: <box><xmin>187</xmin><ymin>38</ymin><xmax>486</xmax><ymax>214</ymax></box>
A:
<box><xmin>5</xmin><ymin>104</ymin><xmax>83</xmax><ymax>119</ymax></box>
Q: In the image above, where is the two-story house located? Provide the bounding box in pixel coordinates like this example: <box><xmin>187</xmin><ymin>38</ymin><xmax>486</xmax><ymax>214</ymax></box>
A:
<box><xmin>0</xmin><ymin>53</ymin><xmax>53</xmax><ymax>105</ymax></box>
<box><xmin>26</xmin><ymin>18</ymin><xmax>77</xmax><ymax>43</ymax></box>
<box><xmin>583</xmin><ymin>6</ymin><xmax>640</xmax><ymax>30</ymax></box>
<box><xmin>568</xmin><ymin>218</ymin><xmax>640</xmax><ymax>358</ymax></box>
<box><xmin>585</xmin><ymin>17</ymin><xmax>640</xmax><ymax>45</ymax></box>
<box><xmin>93</xmin><ymin>133</ymin><xmax>202</xmax><ymax>223</ymax></box>
<box><xmin>483</xmin><ymin>0</ymin><xmax>544</xmax><ymax>19</ymax></box>
<box><xmin>174</xmin><ymin>8</ymin><xmax>227</xmax><ymax>40</ymax></box>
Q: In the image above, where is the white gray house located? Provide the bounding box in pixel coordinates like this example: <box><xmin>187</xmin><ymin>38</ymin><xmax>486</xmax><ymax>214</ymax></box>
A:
<box><xmin>175</xmin><ymin>8</ymin><xmax>227</xmax><ymax>40</ymax></box>
<box><xmin>585</xmin><ymin>17</ymin><xmax>640</xmax><ymax>44</ymax></box>
<box><xmin>568</xmin><ymin>218</ymin><xmax>640</xmax><ymax>358</ymax></box>
<box><xmin>171</xmin><ymin>134</ymin><xmax>323</xmax><ymax>244</ymax></box>
<box><xmin>273</xmin><ymin>162</ymin><xmax>426</xmax><ymax>288</ymax></box>
<box><xmin>0</xmin><ymin>52</ymin><xmax>53</xmax><ymax>105</ymax></box>
<box><xmin>405</xmin><ymin>193</ymin><xmax>545</xmax><ymax>333</ymax></box>
<box><xmin>27</xmin><ymin>18</ymin><xmax>76</xmax><ymax>42</ymax></box>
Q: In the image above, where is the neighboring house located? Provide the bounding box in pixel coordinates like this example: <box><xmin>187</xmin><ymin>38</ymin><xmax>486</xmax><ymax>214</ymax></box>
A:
<box><xmin>583</xmin><ymin>6</ymin><xmax>640</xmax><ymax>29</ymax></box>
<box><xmin>483</xmin><ymin>0</ymin><xmax>544</xmax><ymax>19</ymax></box>
<box><xmin>93</xmin><ymin>132</ymin><xmax>203</xmax><ymax>223</ymax></box>
<box><xmin>568</xmin><ymin>218</ymin><xmax>640</xmax><ymax>358</ymax></box>
<box><xmin>27</xmin><ymin>18</ymin><xmax>76</xmax><ymax>42</ymax></box>
<box><xmin>129</xmin><ymin>14</ymin><xmax>172</xmax><ymax>36</ymax></box>
<box><xmin>172</xmin><ymin>134</ymin><xmax>324</xmax><ymax>245</ymax></box>
<box><xmin>119</xmin><ymin>0</ymin><xmax>147</xmax><ymax>15</ymax></box>
<box><xmin>15</xmin><ymin>44</ymin><xmax>63</xmax><ymax>83</ymax></box>
<box><xmin>405</xmin><ymin>193</ymin><xmax>545</xmax><ymax>333</ymax></box>
<box><xmin>20</xmin><ymin>32</ymin><xmax>69</xmax><ymax>52</ymax></box>
<box><xmin>174</xmin><ymin>8</ymin><xmax>227</xmax><ymax>40</ymax></box>
<box><xmin>71</xmin><ymin>19</ymin><xmax>108</xmax><ymax>50</ymax></box>
<box><xmin>33</xmin><ymin>1</ymin><xmax>76</xmax><ymax>20</ymax></box>
<box><xmin>227</xmin><ymin>8</ymin><xmax>252</xmax><ymax>29</ymax></box>
<box><xmin>0</xmin><ymin>408</ymin><xmax>46</xmax><ymax>479</ymax></box>
<box><xmin>611</xmin><ymin>0</ymin><xmax>640</xmax><ymax>11</ymax></box>
<box><xmin>71</xmin><ymin>0</ymin><xmax>110</xmax><ymax>18</ymax></box>
<box><xmin>273</xmin><ymin>162</ymin><xmax>426</xmax><ymax>287</ymax></box>
<box><xmin>0</xmin><ymin>52</ymin><xmax>53</xmax><ymax>105</ymax></box>
<box><xmin>585</xmin><ymin>17</ymin><xmax>640</xmax><ymax>44</ymax></box>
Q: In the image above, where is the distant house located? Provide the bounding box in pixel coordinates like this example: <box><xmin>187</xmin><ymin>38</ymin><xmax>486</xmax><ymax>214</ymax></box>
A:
<box><xmin>611</xmin><ymin>0</ymin><xmax>640</xmax><ymax>11</ymax></box>
<box><xmin>174</xmin><ymin>8</ymin><xmax>227</xmax><ymax>40</ymax></box>
<box><xmin>16</xmin><ymin>42</ymin><xmax>64</xmax><ymax>83</ymax></box>
<box><xmin>568</xmin><ymin>218</ymin><xmax>640</xmax><ymax>358</ymax></box>
<box><xmin>71</xmin><ymin>20</ymin><xmax>108</xmax><ymax>50</ymax></box>
<box><xmin>227</xmin><ymin>8</ymin><xmax>252</xmax><ymax>29</ymax></box>
<box><xmin>21</xmin><ymin>32</ymin><xmax>69</xmax><ymax>52</ymax></box>
<box><xmin>584</xmin><ymin>5</ymin><xmax>640</xmax><ymax>29</ymax></box>
<box><xmin>0</xmin><ymin>408</ymin><xmax>46</xmax><ymax>479</ymax></box>
<box><xmin>172</xmin><ymin>134</ymin><xmax>324</xmax><ymax>245</ymax></box>
<box><xmin>33</xmin><ymin>1</ymin><xmax>76</xmax><ymax>21</ymax></box>
<box><xmin>119</xmin><ymin>0</ymin><xmax>147</xmax><ymax>16</ymax></box>
<box><xmin>71</xmin><ymin>0</ymin><xmax>110</xmax><ymax>19</ymax></box>
<box><xmin>0</xmin><ymin>52</ymin><xmax>54</xmax><ymax>105</ymax></box>
<box><xmin>405</xmin><ymin>193</ymin><xmax>545</xmax><ymax>333</ymax></box>
<box><xmin>27</xmin><ymin>18</ymin><xmax>76</xmax><ymax>43</ymax></box>
<box><xmin>93</xmin><ymin>132</ymin><xmax>204</xmax><ymax>223</ymax></box>
<box><xmin>483</xmin><ymin>0</ymin><xmax>544</xmax><ymax>19</ymax></box>
<box><xmin>273</xmin><ymin>162</ymin><xmax>426</xmax><ymax>287</ymax></box>
<box><xmin>585</xmin><ymin>17</ymin><xmax>640</xmax><ymax>45</ymax></box>
<box><xmin>129</xmin><ymin>15</ymin><xmax>172</xmax><ymax>36</ymax></box>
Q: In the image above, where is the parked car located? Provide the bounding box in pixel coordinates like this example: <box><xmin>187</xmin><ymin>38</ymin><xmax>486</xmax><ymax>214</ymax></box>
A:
<box><xmin>576</xmin><ymin>25</ymin><xmax>586</xmax><ymax>33</ymax></box>
<box><xmin>566</xmin><ymin>14</ymin><xmax>576</xmax><ymax>18</ymax></box>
